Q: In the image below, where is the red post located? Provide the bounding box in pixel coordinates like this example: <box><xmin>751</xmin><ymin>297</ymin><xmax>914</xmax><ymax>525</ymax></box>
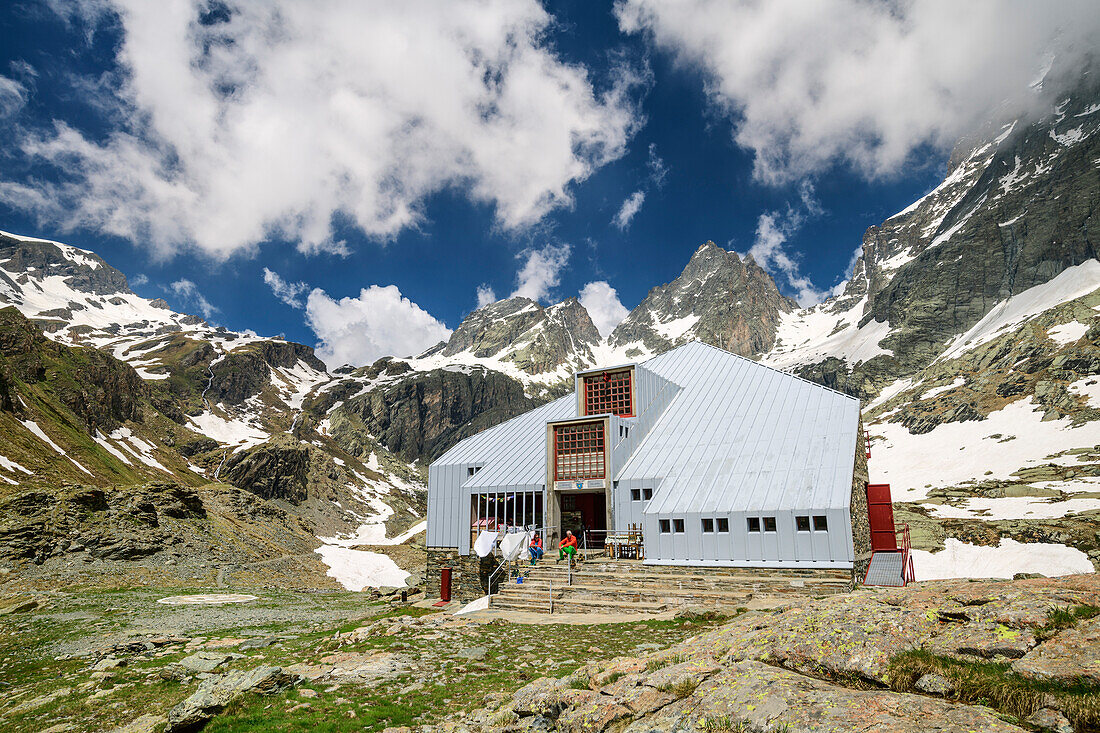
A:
<box><xmin>440</xmin><ymin>567</ymin><xmax>452</xmax><ymax>602</ymax></box>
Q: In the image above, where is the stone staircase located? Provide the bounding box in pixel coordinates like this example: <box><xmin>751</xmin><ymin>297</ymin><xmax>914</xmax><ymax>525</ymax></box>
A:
<box><xmin>488</xmin><ymin>559</ymin><xmax>853</xmax><ymax>615</ymax></box>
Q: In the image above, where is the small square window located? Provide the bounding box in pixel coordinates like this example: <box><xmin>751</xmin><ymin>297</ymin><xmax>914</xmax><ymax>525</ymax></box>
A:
<box><xmin>763</xmin><ymin>517</ymin><xmax>777</xmax><ymax>532</ymax></box>
<box><xmin>747</xmin><ymin>517</ymin><xmax>760</xmax><ymax>533</ymax></box>
<box><xmin>659</xmin><ymin>519</ymin><xmax>671</xmax><ymax>534</ymax></box>
<box><xmin>717</xmin><ymin>517</ymin><xmax>729</xmax><ymax>533</ymax></box>
<box><xmin>642</xmin><ymin>488</ymin><xmax>653</xmax><ymax>500</ymax></box>
<box><xmin>813</xmin><ymin>515</ymin><xmax>829</xmax><ymax>532</ymax></box>
<box><xmin>467</xmin><ymin>465</ymin><xmax>480</xmax><ymax>477</ymax></box>
<box><xmin>673</xmin><ymin>518</ymin><xmax>685</xmax><ymax>533</ymax></box>
<box><xmin>701</xmin><ymin>518</ymin><xmax>714</xmax><ymax>533</ymax></box>
<box><xmin>795</xmin><ymin>515</ymin><xmax>811</xmax><ymax>532</ymax></box>
<box><xmin>630</xmin><ymin>488</ymin><xmax>641</xmax><ymax>501</ymax></box>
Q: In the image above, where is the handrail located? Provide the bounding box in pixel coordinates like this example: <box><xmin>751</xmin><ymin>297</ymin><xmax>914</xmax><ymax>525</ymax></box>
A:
<box><xmin>486</xmin><ymin>525</ymin><xmax>547</xmax><ymax>600</ymax></box>
<box><xmin>897</xmin><ymin>524</ymin><xmax>914</xmax><ymax>586</ymax></box>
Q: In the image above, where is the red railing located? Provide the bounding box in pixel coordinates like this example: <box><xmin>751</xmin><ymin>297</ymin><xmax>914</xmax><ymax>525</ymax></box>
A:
<box><xmin>897</xmin><ymin>524</ymin><xmax>914</xmax><ymax>585</ymax></box>
<box><xmin>864</xmin><ymin>429</ymin><xmax>872</xmax><ymax>459</ymax></box>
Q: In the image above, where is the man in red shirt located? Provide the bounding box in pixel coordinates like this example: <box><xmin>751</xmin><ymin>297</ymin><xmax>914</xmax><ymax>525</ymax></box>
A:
<box><xmin>557</xmin><ymin>530</ymin><xmax>577</xmax><ymax>562</ymax></box>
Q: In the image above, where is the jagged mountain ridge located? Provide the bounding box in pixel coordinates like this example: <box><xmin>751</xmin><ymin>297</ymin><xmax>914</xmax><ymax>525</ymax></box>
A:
<box><xmin>0</xmin><ymin>68</ymin><xmax>1097</xmax><ymax>577</ymax></box>
<box><xmin>0</xmin><ymin>231</ymin><xmax>427</xmax><ymax>547</ymax></box>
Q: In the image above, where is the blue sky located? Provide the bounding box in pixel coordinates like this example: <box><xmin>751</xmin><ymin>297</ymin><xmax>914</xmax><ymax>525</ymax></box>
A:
<box><xmin>0</xmin><ymin>1</ymin><xmax>1093</xmax><ymax>366</ymax></box>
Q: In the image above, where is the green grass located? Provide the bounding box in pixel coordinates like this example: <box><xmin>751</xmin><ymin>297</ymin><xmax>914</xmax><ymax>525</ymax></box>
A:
<box><xmin>1041</xmin><ymin>604</ymin><xmax>1100</xmax><ymax>637</ymax></box>
<box><xmin>888</xmin><ymin>649</ymin><xmax>1100</xmax><ymax>729</ymax></box>
<box><xmin>2</xmin><ymin>586</ymin><xmax>723</xmax><ymax>732</ymax></box>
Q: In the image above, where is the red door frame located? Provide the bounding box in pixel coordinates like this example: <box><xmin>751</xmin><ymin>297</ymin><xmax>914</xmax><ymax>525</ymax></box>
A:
<box><xmin>866</xmin><ymin>483</ymin><xmax>897</xmax><ymax>552</ymax></box>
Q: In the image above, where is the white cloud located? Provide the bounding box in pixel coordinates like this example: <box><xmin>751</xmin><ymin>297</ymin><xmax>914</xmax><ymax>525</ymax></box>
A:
<box><xmin>579</xmin><ymin>281</ymin><xmax>629</xmax><ymax>337</ymax></box>
<box><xmin>5</xmin><ymin>0</ymin><xmax>642</xmax><ymax>258</ymax></box>
<box><xmin>169</xmin><ymin>278</ymin><xmax>217</xmax><ymax>319</ymax></box>
<box><xmin>475</xmin><ymin>284</ymin><xmax>497</xmax><ymax>309</ymax></box>
<box><xmin>744</xmin><ymin>182</ymin><xmax>827</xmax><ymax>306</ymax></box>
<box><xmin>129</xmin><ymin>273</ymin><xmax>148</xmax><ymax>288</ymax></box>
<box><xmin>511</xmin><ymin>243</ymin><xmax>571</xmax><ymax>302</ymax></box>
<box><xmin>0</xmin><ymin>75</ymin><xmax>27</xmax><ymax>118</ymax></box>
<box><xmin>617</xmin><ymin>0</ymin><xmax>1100</xmax><ymax>182</ymax></box>
<box><xmin>262</xmin><ymin>267</ymin><xmax>308</xmax><ymax>309</ymax></box>
<box><xmin>613</xmin><ymin>190</ymin><xmax>645</xmax><ymax>230</ymax></box>
<box><xmin>305</xmin><ymin>285</ymin><xmax>452</xmax><ymax>367</ymax></box>
<box><xmin>646</xmin><ymin>143</ymin><xmax>667</xmax><ymax>188</ymax></box>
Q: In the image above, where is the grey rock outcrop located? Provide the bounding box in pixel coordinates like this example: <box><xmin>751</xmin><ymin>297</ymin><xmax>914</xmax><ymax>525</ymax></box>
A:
<box><xmin>608</xmin><ymin>241</ymin><xmax>798</xmax><ymax>358</ymax></box>
<box><xmin>165</xmin><ymin>665</ymin><xmax>299</xmax><ymax>732</ymax></box>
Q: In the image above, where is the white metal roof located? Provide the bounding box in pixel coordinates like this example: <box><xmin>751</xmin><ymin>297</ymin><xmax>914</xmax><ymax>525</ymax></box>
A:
<box><xmin>431</xmin><ymin>340</ymin><xmax>860</xmax><ymax>511</ymax></box>
<box><xmin>626</xmin><ymin>341</ymin><xmax>860</xmax><ymax>513</ymax></box>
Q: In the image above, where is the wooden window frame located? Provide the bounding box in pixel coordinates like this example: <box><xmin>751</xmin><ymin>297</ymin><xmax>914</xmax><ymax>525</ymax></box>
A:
<box><xmin>552</xmin><ymin>421</ymin><xmax>605</xmax><ymax>481</ymax></box>
<box><xmin>582</xmin><ymin>369</ymin><xmax>634</xmax><ymax>417</ymax></box>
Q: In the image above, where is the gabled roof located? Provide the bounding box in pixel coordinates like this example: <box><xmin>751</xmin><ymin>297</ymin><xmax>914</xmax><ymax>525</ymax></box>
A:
<box><xmin>432</xmin><ymin>340</ymin><xmax>861</xmax><ymax>511</ymax></box>
<box><xmin>624</xmin><ymin>341</ymin><xmax>860</xmax><ymax>513</ymax></box>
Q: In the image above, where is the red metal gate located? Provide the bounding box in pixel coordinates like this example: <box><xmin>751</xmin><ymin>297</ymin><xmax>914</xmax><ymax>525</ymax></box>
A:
<box><xmin>866</xmin><ymin>483</ymin><xmax>897</xmax><ymax>552</ymax></box>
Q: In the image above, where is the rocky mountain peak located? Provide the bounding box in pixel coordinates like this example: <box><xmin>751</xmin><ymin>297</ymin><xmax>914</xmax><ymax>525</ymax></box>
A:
<box><xmin>608</xmin><ymin>240</ymin><xmax>796</xmax><ymax>358</ymax></box>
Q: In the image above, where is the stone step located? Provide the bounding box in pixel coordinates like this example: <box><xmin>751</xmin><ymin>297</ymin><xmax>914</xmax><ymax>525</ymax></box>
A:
<box><xmin>495</xmin><ymin>582</ymin><xmax>752</xmax><ymax>602</ymax></box>
<box><xmin>521</xmin><ymin>569</ymin><xmax>851</xmax><ymax>590</ymax></box>
<box><xmin>532</xmin><ymin>561</ymin><xmax>851</xmax><ymax>579</ymax></box>
<box><xmin>490</xmin><ymin>593</ymin><xmax>667</xmax><ymax>615</ymax></box>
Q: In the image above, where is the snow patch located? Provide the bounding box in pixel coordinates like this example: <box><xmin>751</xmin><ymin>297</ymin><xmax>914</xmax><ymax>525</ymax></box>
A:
<box><xmin>938</xmin><ymin>260</ymin><xmax>1100</xmax><ymax>360</ymax></box>
<box><xmin>869</xmin><ymin>397</ymin><xmax>1098</xmax><ymax>501</ymax></box>
<box><xmin>1068</xmin><ymin>377</ymin><xmax>1100</xmax><ymax>408</ymax></box>
<box><xmin>912</xmin><ymin>538</ymin><xmax>1093</xmax><ymax>581</ymax></box>
<box><xmin>314</xmin><ymin>546</ymin><xmax>410</xmax><ymax>591</ymax></box>
<box><xmin>188</xmin><ymin>411</ymin><xmax>269</xmax><ymax>451</ymax></box>
<box><xmin>0</xmin><ymin>455</ymin><xmax>32</xmax><ymax>474</ymax></box>
<box><xmin>926</xmin><ymin>497</ymin><xmax>1100</xmax><ymax>520</ymax></box>
<box><xmin>920</xmin><ymin>377</ymin><xmax>965</xmax><ymax>401</ymax></box>
<box><xmin>1047</xmin><ymin>320</ymin><xmax>1090</xmax><ymax>346</ymax></box>
<box><xmin>19</xmin><ymin>419</ymin><xmax>93</xmax><ymax>475</ymax></box>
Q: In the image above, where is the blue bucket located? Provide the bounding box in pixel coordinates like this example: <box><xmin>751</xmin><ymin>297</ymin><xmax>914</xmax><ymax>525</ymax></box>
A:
<box><xmin>516</xmin><ymin>577</ymin><xmax>524</xmax><ymax>584</ymax></box>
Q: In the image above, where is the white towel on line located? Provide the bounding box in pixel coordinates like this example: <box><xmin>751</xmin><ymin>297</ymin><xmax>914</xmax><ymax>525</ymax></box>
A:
<box><xmin>473</xmin><ymin>530</ymin><xmax>499</xmax><ymax>558</ymax></box>
<box><xmin>499</xmin><ymin>531</ymin><xmax>532</xmax><ymax>561</ymax></box>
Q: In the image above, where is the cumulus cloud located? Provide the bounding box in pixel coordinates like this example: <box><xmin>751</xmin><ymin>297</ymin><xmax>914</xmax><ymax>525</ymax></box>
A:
<box><xmin>475</xmin><ymin>284</ymin><xmax>497</xmax><ymax>309</ymax></box>
<box><xmin>169</xmin><ymin>278</ymin><xmax>217</xmax><ymax>319</ymax></box>
<box><xmin>305</xmin><ymin>285</ymin><xmax>452</xmax><ymax>368</ymax></box>
<box><xmin>4</xmin><ymin>0</ymin><xmax>642</xmax><ymax>258</ymax></box>
<box><xmin>613</xmin><ymin>190</ymin><xmax>645</xmax><ymax>230</ymax></box>
<box><xmin>511</xmin><ymin>243</ymin><xmax>571</xmax><ymax>302</ymax></box>
<box><xmin>262</xmin><ymin>267</ymin><xmax>308</xmax><ymax>309</ymax></box>
<box><xmin>617</xmin><ymin>0</ymin><xmax>1100</xmax><ymax>182</ymax></box>
<box><xmin>129</xmin><ymin>273</ymin><xmax>148</xmax><ymax>288</ymax></box>
<box><xmin>579</xmin><ymin>281</ymin><xmax>629</xmax><ymax>336</ymax></box>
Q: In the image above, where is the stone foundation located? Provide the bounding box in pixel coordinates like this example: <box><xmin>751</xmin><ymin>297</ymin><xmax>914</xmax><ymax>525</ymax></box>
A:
<box><xmin>425</xmin><ymin>548</ymin><xmax>497</xmax><ymax>603</ymax></box>
<box><xmin>850</xmin><ymin>417</ymin><xmax>873</xmax><ymax>584</ymax></box>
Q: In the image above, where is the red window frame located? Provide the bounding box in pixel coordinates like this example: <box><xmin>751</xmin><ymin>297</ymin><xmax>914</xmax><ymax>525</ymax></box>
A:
<box><xmin>583</xmin><ymin>369</ymin><xmax>633</xmax><ymax>417</ymax></box>
<box><xmin>553</xmin><ymin>421</ymin><xmax>605</xmax><ymax>481</ymax></box>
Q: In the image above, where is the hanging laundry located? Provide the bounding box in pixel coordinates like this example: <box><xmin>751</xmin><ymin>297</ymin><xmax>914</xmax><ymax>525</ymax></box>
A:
<box><xmin>473</xmin><ymin>530</ymin><xmax>499</xmax><ymax>558</ymax></box>
<box><xmin>499</xmin><ymin>530</ymin><xmax>531</xmax><ymax>561</ymax></box>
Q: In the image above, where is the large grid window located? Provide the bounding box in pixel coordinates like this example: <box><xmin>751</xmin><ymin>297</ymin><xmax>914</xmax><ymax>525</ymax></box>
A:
<box><xmin>553</xmin><ymin>421</ymin><xmax>605</xmax><ymax>481</ymax></box>
<box><xmin>583</xmin><ymin>370</ymin><xmax>633</xmax><ymax>416</ymax></box>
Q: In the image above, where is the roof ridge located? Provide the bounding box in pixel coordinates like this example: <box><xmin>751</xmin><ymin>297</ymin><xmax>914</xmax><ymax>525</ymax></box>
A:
<box><xmin>652</xmin><ymin>340</ymin><xmax>860</xmax><ymax>403</ymax></box>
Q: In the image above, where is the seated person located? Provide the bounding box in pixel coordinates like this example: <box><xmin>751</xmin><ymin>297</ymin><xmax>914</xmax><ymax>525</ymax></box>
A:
<box><xmin>528</xmin><ymin>534</ymin><xmax>544</xmax><ymax>565</ymax></box>
<box><xmin>557</xmin><ymin>530</ymin><xmax>578</xmax><ymax>562</ymax></box>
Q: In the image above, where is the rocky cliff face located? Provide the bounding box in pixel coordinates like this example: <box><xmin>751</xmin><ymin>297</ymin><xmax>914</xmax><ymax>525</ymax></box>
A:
<box><xmin>609</xmin><ymin>240</ymin><xmax>798</xmax><ymax>358</ymax></box>
<box><xmin>427</xmin><ymin>295</ymin><xmax>602</xmax><ymax>378</ymax></box>
<box><xmin>327</xmin><ymin>366</ymin><xmax>535</xmax><ymax>463</ymax></box>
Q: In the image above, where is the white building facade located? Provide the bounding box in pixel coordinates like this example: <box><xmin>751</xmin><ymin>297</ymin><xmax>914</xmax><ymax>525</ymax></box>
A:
<box><xmin>427</xmin><ymin>341</ymin><xmax>870</xmax><ymax>581</ymax></box>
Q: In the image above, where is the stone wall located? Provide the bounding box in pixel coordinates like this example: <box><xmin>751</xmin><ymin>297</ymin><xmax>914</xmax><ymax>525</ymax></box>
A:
<box><xmin>425</xmin><ymin>548</ymin><xmax>497</xmax><ymax>603</ymax></box>
<box><xmin>850</xmin><ymin>417</ymin><xmax>872</xmax><ymax>583</ymax></box>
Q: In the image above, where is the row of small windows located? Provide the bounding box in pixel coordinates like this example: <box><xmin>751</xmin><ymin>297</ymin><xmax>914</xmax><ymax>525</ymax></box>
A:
<box><xmin>658</xmin><ymin>515</ymin><xmax>829</xmax><ymax>534</ymax></box>
<box><xmin>629</xmin><ymin>488</ymin><xmax>653</xmax><ymax>501</ymax></box>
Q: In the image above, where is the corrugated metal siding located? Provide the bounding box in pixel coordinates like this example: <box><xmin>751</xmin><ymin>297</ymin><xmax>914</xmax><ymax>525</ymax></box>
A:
<box><xmin>429</xmin><ymin>340</ymin><xmax>861</xmax><ymax>566</ymax></box>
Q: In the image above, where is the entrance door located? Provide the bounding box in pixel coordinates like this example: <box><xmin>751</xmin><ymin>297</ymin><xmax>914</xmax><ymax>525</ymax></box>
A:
<box><xmin>866</xmin><ymin>483</ymin><xmax>897</xmax><ymax>551</ymax></box>
<box><xmin>559</xmin><ymin>492</ymin><xmax>607</xmax><ymax>548</ymax></box>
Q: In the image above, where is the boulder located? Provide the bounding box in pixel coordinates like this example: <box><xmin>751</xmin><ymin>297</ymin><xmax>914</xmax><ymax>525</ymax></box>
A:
<box><xmin>165</xmin><ymin>666</ymin><xmax>299</xmax><ymax>732</ymax></box>
<box><xmin>1013</xmin><ymin>616</ymin><xmax>1100</xmax><ymax>683</ymax></box>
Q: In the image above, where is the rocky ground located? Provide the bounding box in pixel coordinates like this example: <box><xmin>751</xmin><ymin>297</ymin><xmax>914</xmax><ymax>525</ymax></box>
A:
<box><xmin>461</xmin><ymin>573</ymin><xmax>1100</xmax><ymax>732</ymax></box>
<box><xmin>3</xmin><ymin>572</ymin><xmax>1099</xmax><ymax>732</ymax></box>
<box><xmin>0</xmin><ymin>580</ymin><xmax>719</xmax><ymax>732</ymax></box>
